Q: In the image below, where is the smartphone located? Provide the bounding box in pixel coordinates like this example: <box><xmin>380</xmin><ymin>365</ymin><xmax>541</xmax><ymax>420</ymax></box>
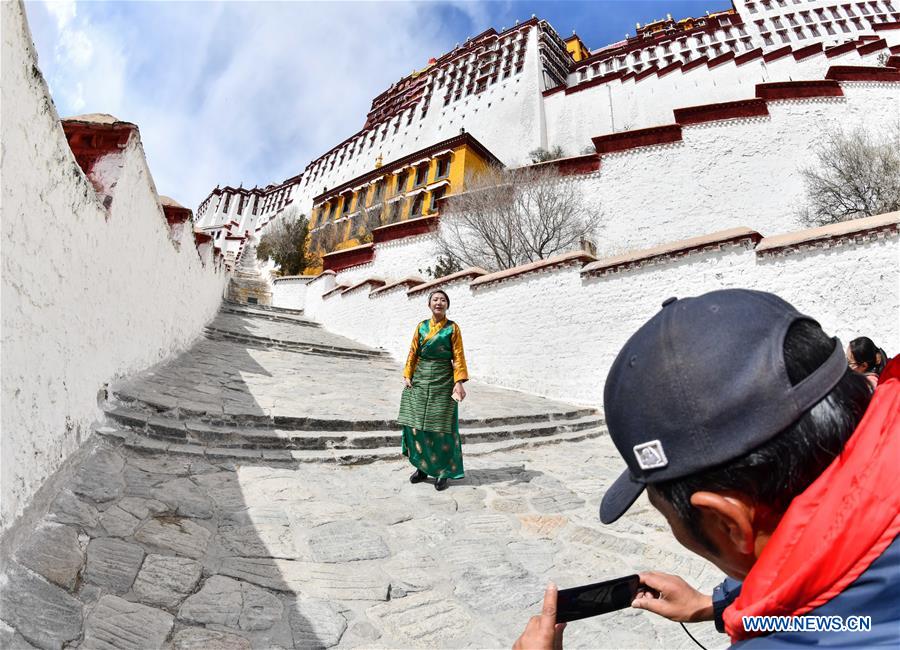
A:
<box><xmin>556</xmin><ymin>575</ymin><xmax>641</xmax><ymax>623</ymax></box>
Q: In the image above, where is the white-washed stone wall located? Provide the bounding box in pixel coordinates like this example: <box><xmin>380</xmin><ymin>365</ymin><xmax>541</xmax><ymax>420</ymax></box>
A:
<box><xmin>584</xmin><ymin>81</ymin><xmax>899</xmax><ymax>257</ymax></box>
<box><xmin>311</xmin><ymin>230</ymin><xmax>899</xmax><ymax>408</ymax></box>
<box><xmin>544</xmin><ymin>42</ymin><xmax>890</xmax><ymax>159</ymax></box>
<box><xmin>271</xmin><ymin>277</ymin><xmax>313</xmax><ymax>311</ymax></box>
<box><xmin>300</xmin><ymin>75</ymin><xmax>899</xmax><ymax>312</ymax></box>
<box><xmin>331</xmin><ymin>233</ymin><xmax>439</xmax><ymax>288</ymax></box>
<box><xmin>1</xmin><ymin>1</ymin><xmax>227</xmax><ymax>532</ymax></box>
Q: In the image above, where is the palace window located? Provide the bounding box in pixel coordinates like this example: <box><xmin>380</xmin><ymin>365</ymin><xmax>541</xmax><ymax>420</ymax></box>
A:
<box><xmin>410</xmin><ymin>193</ymin><xmax>425</xmax><ymax>217</ymax></box>
<box><xmin>387</xmin><ymin>201</ymin><xmax>401</xmax><ymax>223</ymax></box>
<box><xmin>415</xmin><ymin>164</ymin><xmax>429</xmax><ymax>187</ymax></box>
<box><xmin>429</xmin><ymin>187</ymin><xmax>447</xmax><ymax>213</ymax></box>
<box><xmin>372</xmin><ymin>181</ymin><xmax>384</xmax><ymax>202</ymax></box>
<box><xmin>436</xmin><ymin>155</ymin><xmax>451</xmax><ymax>179</ymax></box>
<box><xmin>222</xmin><ymin>194</ymin><xmax>231</xmax><ymax>213</ymax></box>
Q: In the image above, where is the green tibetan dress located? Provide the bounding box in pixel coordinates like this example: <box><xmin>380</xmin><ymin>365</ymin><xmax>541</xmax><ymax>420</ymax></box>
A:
<box><xmin>398</xmin><ymin>318</ymin><xmax>468</xmax><ymax>479</ymax></box>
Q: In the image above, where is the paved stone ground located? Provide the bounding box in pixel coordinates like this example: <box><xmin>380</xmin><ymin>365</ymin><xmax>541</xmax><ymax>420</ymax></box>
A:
<box><xmin>1</xmin><ymin>306</ymin><xmax>727</xmax><ymax>649</ymax></box>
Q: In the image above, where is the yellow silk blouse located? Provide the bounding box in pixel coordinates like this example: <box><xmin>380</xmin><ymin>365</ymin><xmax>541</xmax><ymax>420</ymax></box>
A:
<box><xmin>402</xmin><ymin>317</ymin><xmax>469</xmax><ymax>383</ymax></box>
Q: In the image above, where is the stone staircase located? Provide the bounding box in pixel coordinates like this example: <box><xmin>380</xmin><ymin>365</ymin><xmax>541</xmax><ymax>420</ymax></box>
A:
<box><xmin>98</xmin><ymin>303</ymin><xmax>606</xmax><ymax>463</ymax></box>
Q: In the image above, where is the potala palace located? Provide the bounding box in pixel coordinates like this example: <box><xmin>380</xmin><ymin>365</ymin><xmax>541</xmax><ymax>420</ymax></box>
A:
<box><xmin>195</xmin><ymin>0</ymin><xmax>900</xmax><ymax>270</ymax></box>
<box><xmin>2</xmin><ymin>0</ymin><xmax>899</xmax><ymax>645</ymax></box>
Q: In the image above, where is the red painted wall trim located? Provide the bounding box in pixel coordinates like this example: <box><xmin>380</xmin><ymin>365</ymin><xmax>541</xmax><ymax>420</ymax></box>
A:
<box><xmin>763</xmin><ymin>45</ymin><xmax>793</xmax><ymax>62</ymax></box>
<box><xmin>321</xmin><ymin>284</ymin><xmax>350</xmax><ymax>300</ymax></box>
<box><xmin>891</xmin><ymin>45</ymin><xmax>900</xmax><ymax>55</ymax></box>
<box><xmin>341</xmin><ymin>278</ymin><xmax>386</xmax><ymax>296</ymax></box>
<box><xmin>407</xmin><ymin>267</ymin><xmax>488</xmax><ymax>297</ymax></box>
<box><xmin>674</xmin><ymin>98</ymin><xmax>769</xmax><ymax>126</ymax></box>
<box><xmin>371</xmin><ymin>215</ymin><xmax>439</xmax><ymax>244</ymax></box>
<box><xmin>162</xmin><ymin>205</ymin><xmax>191</xmax><ymax>226</ymax></box>
<box><xmin>634</xmin><ymin>65</ymin><xmax>659</xmax><ymax>82</ymax></box>
<box><xmin>620</xmin><ymin>70</ymin><xmax>637</xmax><ymax>82</ymax></box>
<box><xmin>825</xmin><ymin>41</ymin><xmax>857</xmax><ymax>58</ymax></box>
<box><xmin>887</xmin><ymin>55</ymin><xmax>900</xmax><ymax>69</ymax></box>
<box><xmin>792</xmin><ymin>43</ymin><xmax>823</xmax><ymax>61</ymax></box>
<box><xmin>857</xmin><ymin>38</ymin><xmax>888</xmax><ymax>56</ymax></box>
<box><xmin>755</xmin><ymin>79</ymin><xmax>844</xmax><ymax>100</ymax></box>
<box><xmin>825</xmin><ymin>65</ymin><xmax>900</xmax><ymax>82</ymax></box>
<box><xmin>321</xmin><ymin>244</ymin><xmax>376</xmax><ymax>273</ymax></box>
<box><xmin>193</xmin><ymin>231</ymin><xmax>213</xmax><ymax>245</ymax></box>
<box><xmin>872</xmin><ymin>21</ymin><xmax>900</xmax><ymax>32</ymax></box>
<box><xmin>564</xmin><ymin>70</ymin><xmax>624</xmax><ymax>95</ymax></box>
<box><xmin>707</xmin><ymin>51</ymin><xmax>735</xmax><ymax>69</ymax></box>
<box><xmin>734</xmin><ymin>48</ymin><xmax>763</xmax><ymax>66</ymax></box>
<box><xmin>681</xmin><ymin>56</ymin><xmax>709</xmax><ymax>72</ymax></box>
<box><xmin>592</xmin><ymin>124</ymin><xmax>683</xmax><ymax>155</ymax></box>
<box><xmin>542</xmin><ymin>85</ymin><xmax>566</xmax><ymax>98</ymax></box>
<box><xmin>60</xmin><ymin>119</ymin><xmax>136</xmax><ymax>181</ymax></box>
<box><xmin>656</xmin><ymin>61</ymin><xmax>683</xmax><ymax>77</ymax></box>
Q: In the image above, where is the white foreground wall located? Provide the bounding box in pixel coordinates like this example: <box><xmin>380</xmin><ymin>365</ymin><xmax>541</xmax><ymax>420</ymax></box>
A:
<box><xmin>1</xmin><ymin>1</ymin><xmax>227</xmax><ymax>532</ymax></box>
<box><xmin>307</xmin><ymin>217</ymin><xmax>899</xmax><ymax>407</ymax></box>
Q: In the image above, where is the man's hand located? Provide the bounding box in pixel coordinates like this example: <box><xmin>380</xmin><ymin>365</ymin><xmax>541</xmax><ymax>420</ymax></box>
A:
<box><xmin>632</xmin><ymin>572</ymin><xmax>714</xmax><ymax>623</ymax></box>
<box><xmin>512</xmin><ymin>583</ymin><xmax>566</xmax><ymax>650</ymax></box>
<box><xmin>403</xmin><ymin>377</ymin><xmax>412</xmax><ymax>389</ymax></box>
<box><xmin>452</xmin><ymin>382</ymin><xmax>466</xmax><ymax>402</ymax></box>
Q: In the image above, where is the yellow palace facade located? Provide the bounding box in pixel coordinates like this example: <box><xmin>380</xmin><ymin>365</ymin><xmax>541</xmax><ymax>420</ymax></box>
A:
<box><xmin>307</xmin><ymin>133</ymin><xmax>501</xmax><ymax>268</ymax></box>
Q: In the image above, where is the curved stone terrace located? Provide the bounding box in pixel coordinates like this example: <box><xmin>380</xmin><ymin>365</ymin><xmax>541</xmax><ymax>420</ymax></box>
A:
<box><xmin>1</xmin><ymin>305</ymin><xmax>723</xmax><ymax>649</ymax></box>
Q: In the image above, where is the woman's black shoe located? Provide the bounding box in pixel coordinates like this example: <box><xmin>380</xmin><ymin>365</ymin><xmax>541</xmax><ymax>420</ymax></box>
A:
<box><xmin>409</xmin><ymin>469</ymin><xmax>427</xmax><ymax>484</ymax></box>
<box><xmin>435</xmin><ymin>478</ymin><xmax>449</xmax><ymax>491</ymax></box>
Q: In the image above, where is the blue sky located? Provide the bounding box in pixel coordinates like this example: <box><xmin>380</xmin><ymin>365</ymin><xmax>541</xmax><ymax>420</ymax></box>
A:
<box><xmin>25</xmin><ymin>1</ymin><xmax>728</xmax><ymax>209</ymax></box>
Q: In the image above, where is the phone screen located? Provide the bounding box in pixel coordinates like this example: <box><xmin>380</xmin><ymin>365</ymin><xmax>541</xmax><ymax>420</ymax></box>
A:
<box><xmin>556</xmin><ymin>575</ymin><xmax>641</xmax><ymax>623</ymax></box>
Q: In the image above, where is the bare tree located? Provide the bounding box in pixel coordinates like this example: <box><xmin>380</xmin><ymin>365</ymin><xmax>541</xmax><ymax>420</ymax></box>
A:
<box><xmin>528</xmin><ymin>145</ymin><xmax>566</xmax><ymax>163</ymax></box>
<box><xmin>355</xmin><ymin>193</ymin><xmax>388</xmax><ymax>244</ymax></box>
<box><xmin>308</xmin><ymin>220</ymin><xmax>340</xmax><ymax>263</ymax></box>
<box><xmin>799</xmin><ymin>124</ymin><xmax>900</xmax><ymax>226</ymax></box>
<box><xmin>256</xmin><ymin>205</ymin><xmax>312</xmax><ymax>275</ymax></box>
<box><xmin>438</xmin><ymin>164</ymin><xmax>598</xmax><ymax>271</ymax></box>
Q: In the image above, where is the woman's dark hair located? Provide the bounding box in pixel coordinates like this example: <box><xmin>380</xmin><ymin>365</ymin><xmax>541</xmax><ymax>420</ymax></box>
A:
<box><xmin>850</xmin><ymin>336</ymin><xmax>885</xmax><ymax>374</ymax></box>
<box><xmin>652</xmin><ymin>320</ymin><xmax>872</xmax><ymax>553</ymax></box>
<box><xmin>428</xmin><ymin>289</ymin><xmax>450</xmax><ymax>307</ymax></box>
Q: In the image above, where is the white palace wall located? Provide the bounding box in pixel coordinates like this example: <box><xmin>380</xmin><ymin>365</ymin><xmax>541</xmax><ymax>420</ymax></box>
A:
<box><xmin>544</xmin><ymin>39</ymin><xmax>892</xmax><ymax>164</ymax></box>
<box><xmin>306</xmin><ymin>218</ymin><xmax>899</xmax><ymax>408</ymax></box>
<box><xmin>1</xmin><ymin>1</ymin><xmax>227</xmax><ymax>532</ymax></box>
<box><xmin>576</xmin><ymin>80</ymin><xmax>898</xmax><ymax>257</ymax></box>
<box><xmin>296</xmin><ymin>74</ymin><xmax>900</xmax><ymax>294</ymax></box>
<box><xmin>282</xmin><ymin>61</ymin><xmax>900</xmax><ymax>409</ymax></box>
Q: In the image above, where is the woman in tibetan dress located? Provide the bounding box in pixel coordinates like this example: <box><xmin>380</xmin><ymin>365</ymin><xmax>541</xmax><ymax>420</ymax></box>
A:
<box><xmin>398</xmin><ymin>289</ymin><xmax>468</xmax><ymax>491</ymax></box>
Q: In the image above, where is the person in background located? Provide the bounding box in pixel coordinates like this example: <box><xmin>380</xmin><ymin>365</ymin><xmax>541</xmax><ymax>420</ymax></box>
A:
<box><xmin>846</xmin><ymin>336</ymin><xmax>887</xmax><ymax>390</ymax></box>
<box><xmin>513</xmin><ymin>290</ymin><xmax>899</xmax><ymax>649</ymax></box>
<box><xmin>397</xmin><ymin>289</ymin><xmax>468</xmax><ymax>491</ymax></box>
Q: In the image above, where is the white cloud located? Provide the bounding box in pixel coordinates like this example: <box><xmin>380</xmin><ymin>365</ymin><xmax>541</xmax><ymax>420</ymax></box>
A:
<box><xmin>24</xmin><ymin>1</ymin><xmax>489</xmax><ymax>208</ymax></box>
<box><xmin>43</xmin><ymin>0</ymin><xmax>75</xmax><ymax>30</ymax></box>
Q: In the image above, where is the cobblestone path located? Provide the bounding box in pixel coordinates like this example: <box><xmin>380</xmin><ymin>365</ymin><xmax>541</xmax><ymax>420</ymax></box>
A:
<box><xmin>1</xmin><ymin>305</ymin><xmax>724</xmax><ymax>649</ymax></box>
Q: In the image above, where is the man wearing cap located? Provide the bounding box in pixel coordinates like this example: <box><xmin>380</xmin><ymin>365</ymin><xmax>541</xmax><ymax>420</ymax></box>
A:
<box><xmin>513</xmin><ymin>289</ymin><xmax>899</xmax><ymax>648</ymax></box>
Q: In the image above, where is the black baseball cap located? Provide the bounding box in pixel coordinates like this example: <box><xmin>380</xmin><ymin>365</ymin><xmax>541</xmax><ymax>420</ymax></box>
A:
<box><xmin>599</xmin><ymin>289</ymin><xmax>848</xmax><ymax>525</ymax></box>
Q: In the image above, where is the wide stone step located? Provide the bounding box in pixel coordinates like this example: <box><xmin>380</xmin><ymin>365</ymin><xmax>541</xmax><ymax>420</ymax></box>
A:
<box><xmin>97</xmin><ymin>426</ymin><xmax>607</xmax><ymax>465</ymax></box>
<box><xmin>223</xmin><ymin>300</ymin><xmax>305</xmax><ymax>317</ymax></box>
<box><xmin>103</xmin><ymin>400</ymin><xmax>599</xmax><ymax>433</ymax></box>
<box><xmin>203</xmin><ymin>327</ymin><xmax>387</xmax><ymax>359</ymax></box>
<box><xmin>100</xmin><ymin>408</ymin><xmax>604</xmax><ymax>450</ymax></box>
<box><xmin>219</xmin><ymin>306</ymin><xmax>319</xmax><ymax>327</ymax></box>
